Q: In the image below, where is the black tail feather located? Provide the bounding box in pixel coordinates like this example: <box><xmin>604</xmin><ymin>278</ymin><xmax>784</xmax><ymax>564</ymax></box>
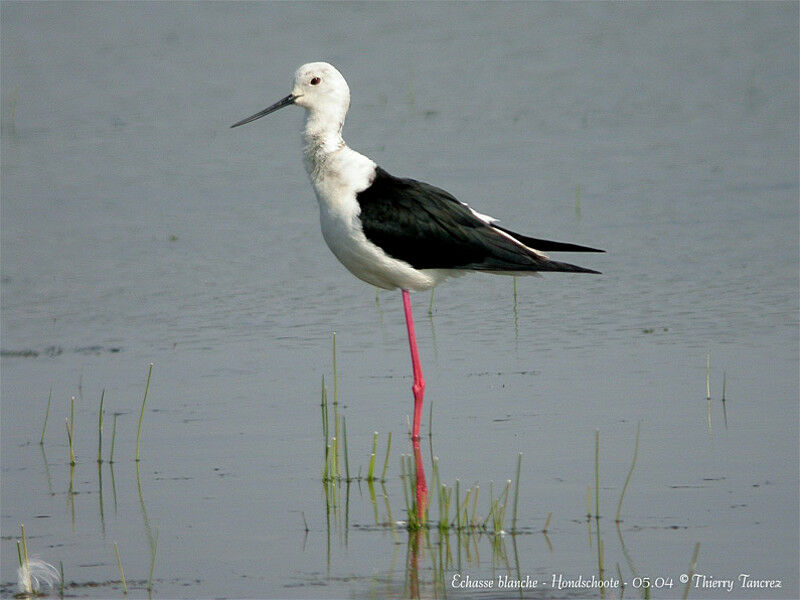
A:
<box><xmin>494</xmin><ymin>225</ymin><xmax>605</xmax><ymax>253</ymax></box>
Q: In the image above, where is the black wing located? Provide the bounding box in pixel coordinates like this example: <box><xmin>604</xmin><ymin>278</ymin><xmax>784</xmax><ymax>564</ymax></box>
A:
<box><xmin>356</xmin><ymin>167</ymin><xmax>601</xmax><ymax>274</ymax></box>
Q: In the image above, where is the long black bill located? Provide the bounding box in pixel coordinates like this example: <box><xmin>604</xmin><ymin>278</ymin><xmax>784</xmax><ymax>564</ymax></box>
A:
<box><xmin>231</xmin><ymin>94</ymin><xmax>297</xmax><ymax>128</ymax></box>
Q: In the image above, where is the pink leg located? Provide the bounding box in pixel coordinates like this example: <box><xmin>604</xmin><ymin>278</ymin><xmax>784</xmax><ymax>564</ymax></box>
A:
<box><xmin>401</xmin><ymin>289</ymin><xmax>425</xmax><ymax>440</ymax></box>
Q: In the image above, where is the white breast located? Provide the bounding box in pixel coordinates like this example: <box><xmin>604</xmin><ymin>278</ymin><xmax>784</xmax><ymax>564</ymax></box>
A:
<box><xmin>308</xmin><ymin>147</ymin><xmax>438</xmax><ymax>291</ymax></box>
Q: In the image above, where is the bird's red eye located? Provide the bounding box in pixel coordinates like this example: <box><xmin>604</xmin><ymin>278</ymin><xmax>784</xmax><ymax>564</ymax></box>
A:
<box><xmin>310</xmin><ymin>77</ymin><xmax>321</xmax><ymax>85</ymax></box>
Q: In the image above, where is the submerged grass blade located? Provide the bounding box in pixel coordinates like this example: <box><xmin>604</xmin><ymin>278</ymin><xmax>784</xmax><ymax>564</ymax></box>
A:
<box><xmin>135</xmin><ymin>363</ymin><xmax>154</xmax><ymax>462</ymax></box>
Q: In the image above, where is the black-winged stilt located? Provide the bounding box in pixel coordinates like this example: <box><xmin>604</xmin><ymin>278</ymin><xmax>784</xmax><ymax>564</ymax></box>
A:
<box><xmin>232</xmin><ymin>62</ymin><xmax>603</xmax><ymax>440</ymax></box>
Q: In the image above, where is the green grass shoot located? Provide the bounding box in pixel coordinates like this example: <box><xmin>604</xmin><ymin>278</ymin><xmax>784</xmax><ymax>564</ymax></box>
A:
<box><xmin>147</xmin><ymin>527</ymin><xmax>159</xmax><ymax>592</ymax></box>
<box><xmin>109</xmin><ymin>413</ymin><xmax>118</xmax><ymax>464</ymax></box>
<box><xmin>616</xmin><ymin>422</ymin><xmax>641</xmax><ymax>523</ymax></box>
<box><xmin>96</xmin><ymin>389</ymin><xmax>105</xmax><ymax>464</ymax></box>
<box><xmin>511</xmin><ymin>452</ymin><xmax>522</xmax><ymax>532</ymax></box>
<box><xmin>380</xmin><ymin>431</ymin><xmax>392</xmax><ymax>482</ymax></box>
<box><xmin>114</xmin><ymin>541</ymin><xmax>127</xmax><ymax>594</ymax></box>
<box><xmin>471</xmin><ymin>485</ymin><xmax>480</xmax><ymax>528</ymax></box>
<box><xmin>332</xmin><ymin>333</ymin><xmax>340</xmax><ymax>476</ymax></box>
<box><xmin>321</xmin><ymin>375</ymin><xmax>329</xmax><ymax>479</ymax></box>
<box><xmin>20</xmin><ymin>524</ymin><xmax>29</xmax><ymax>574</ymax></box>
<box><xmin>342</xmin><ymin>416</ymin><xmax>350</xmax><ymax>481</ymax></box>
<box><xmin>454</xmin><ymin>479</ymin><xmax>461</xmax><ymax>530</ymax></box>
<box><xmin>543</xmin><ymin>511</ymin><xmax>553</xmax><ymax>533</ymax></box>
<box><xmin>489</xmin><ymin>480</ymin><xmax>511</xmax><ymax>533</ymax></box>
<box><xmin>705</xmin><ymin>351</ymin><xmax>711</xmax><ymax>400</ymax></box>
<box><xmin>594</xmin><ymin>430</ymin><xmax>600</xmax><ymax>518</ymax></box>
<box><xmin>722</xmin><ymin>370</ymin><xmax>727</xmax><ymax>401</ymax></box>
<box><xmin>66</xmin><ymin>396</ymin><xmax>76</xmax><ymax>464</ymax></box>
<box><xmin>683</xmin><ymin>542</ymin><xmax>701</xmax><ymax>600</ymax></box>
<box><xmin>40</xmin><ymin>386</ymin><xmax>52</xmax><ymax>445</ymax></box>
<box><xmin>65</xmin><ymin>418</ymin><xmax>76</xmax><ymax>466</ymax></box>
<box><xmin>367</xmin><ymin>431</ymin><xmax>378</xmax><ymax>481</ymax></box>
<box><xmin>400</xmin><ymin>454</ymin><xmax>411</xmax><ymax>518</ymax></box>
<box><xmin>135</xmin><ymin>363</ymin><xmax>154</xmax><ymax>462</ymax></box>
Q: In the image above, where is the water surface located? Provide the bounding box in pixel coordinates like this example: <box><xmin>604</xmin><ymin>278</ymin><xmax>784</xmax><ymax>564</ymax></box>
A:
<box><xmin>2</xmin><ymin>2</ymin><xmax>798</xmax><ymax>598</ymax></box>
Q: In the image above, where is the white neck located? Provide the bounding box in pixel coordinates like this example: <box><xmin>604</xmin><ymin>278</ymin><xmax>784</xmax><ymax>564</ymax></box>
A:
<box><xmin>302</xmin><ymin>109</ymin><xmax>346</xmax><ymax>177</ymax></box>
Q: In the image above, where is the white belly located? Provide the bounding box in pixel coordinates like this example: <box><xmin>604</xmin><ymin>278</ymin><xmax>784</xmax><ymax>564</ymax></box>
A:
<box><xmin>319</xmin><ymin>207</ymin><xmax>439</xmax><ymax>291</ymax></box>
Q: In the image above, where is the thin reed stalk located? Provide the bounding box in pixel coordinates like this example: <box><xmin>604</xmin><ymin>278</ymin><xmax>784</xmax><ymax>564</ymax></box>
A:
<box><xmin>342</xmin><ymin>416</ymin><xmax>350</xmax><ymax>481</ymax></box>
<box><xmin>454</xmin><ymin>479</ymin><xmax>461</xmax><ymax>530</ymax></box>
<box><xmin>321</xmin><ymin>376</ymin><xmax>329</xmax><ymax>478</ymax></box>
<box><xmin>40</xmin><ymin>387</ymin><xmax>53</xmax><ymax>445</ymax></box>
<box><xmin>65</xmin><ymin>418</ymin><xmax>76</xmax><ymax>466</ymax></box>
<box><xmin>400</xmin><ymin>455</ymin><xmax>411</xmax><ymax>518</ymax></box>
<box><xmin>511</xmin><ymin>452</ymin><xmax>522</xmax><ymax>532</ymax></box>
<box><xmin>367</xmin><ymin>431</ymin><xmax>378</xmax><ymax>481</ymax></box>
<box><xmin>332</xmin><ymin>333</ymin><xmax>339</xmax><ymax>475</ymax></box>
<box><xmin>722</xmin><ymin>371</ymin><xmax>726</xmax><ymax>402</ymax></box>
<box><xmin>97</xmin><ymin>389</ymin><xmax>105</xmax><ymax>464</ymax></box>
<box><xmin>380</xmin><ymin>431</ymin><xmax>392</xmax><ymax>482</ymax></box>
<box><xmin>147</xmin><ymin>528</ymin><xmax>158</xmax><ymax>592</ymax></box>
<box><xmin>20</xmin><ymin>524</ymin><xmax>29</xmax><ymax>574</ymax></box>
<box><xmin>615</xmin><ymin>422</ymin><xmax>640</xmax><ymax>523</ymax></box>
<box><xmin>471</xmin><ymin>486</ymin><xmax>480</xmax><ymax>527</ymax></box>
<box><xmin>66</xmin><ymin>396</ymin><xmax>76</xmax><ymax>464</ymax></box>
<box><xmin>543</xmin><ymin>512</ymin><xmax>552</xmax><ymax>533</ymax></box>
<box><xmin>135</xmin><ymin>363</ymin><xmax>154</xmax><ymax>462</ymax></box>
<box><xmin>109</xmin><ymin>413</ymin><xmax>118</xmax><ymax>464</ymax></box>
<box><xmin>683</xmin><ymin>543</ymin><xmax>701</xmax><ymax>600</ymax></box>
<box><xmin>114</xmin><ymin>542</ymin><xmax>127</xmax><ymax>594</ymax></box>
<box><xmin>594</xmin><ymin>430</ymin><xmax>600</xmax><ymax>518</ymax></box>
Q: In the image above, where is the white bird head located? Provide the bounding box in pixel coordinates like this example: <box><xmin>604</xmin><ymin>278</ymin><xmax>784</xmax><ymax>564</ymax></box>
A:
<box><xmin>231</xmin><ymin>62</ymin><xmax>350</xmax><ymax>129</ymax></box>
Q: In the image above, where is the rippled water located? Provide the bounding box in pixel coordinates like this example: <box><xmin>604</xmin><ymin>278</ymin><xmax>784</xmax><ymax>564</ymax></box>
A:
<box><xmin>2</xmin><ymin>3</ymin><xmax>798</xmax><ymax>598</ymax></box>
